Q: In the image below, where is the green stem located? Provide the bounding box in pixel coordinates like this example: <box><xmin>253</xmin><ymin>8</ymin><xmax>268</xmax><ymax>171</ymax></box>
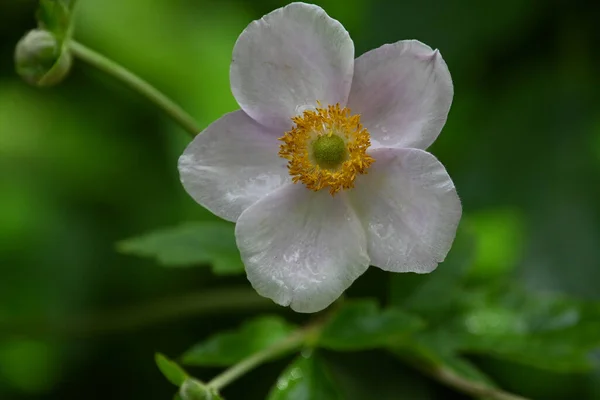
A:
<box><xmin>425</xmin><ymin>364</ymin><xmax>529</xmax><ymax>400</ymax></box>
<box><xmin>403</xmin><ymin>354</ymin><xmax>530</xmax><ymax>400</ymax></box>
<box><xmin>68</xmin><ymin>40</ymin><xmax>200</xmax><ymax>137</ymax></box>
<box><xmin>207</xmin><ymin>326</ymin><xmax>317</xmax><ymax>391</ymax></box>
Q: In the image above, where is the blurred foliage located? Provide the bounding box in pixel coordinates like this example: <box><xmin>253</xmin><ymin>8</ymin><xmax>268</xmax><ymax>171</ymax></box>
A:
<box><xmin>1</xmin><ymin>0</ymin><xmax>600</xmax><ymax>399</ymax></box>
<box><xmin>182</xmin><ymin>316</ymin><xmax>296</xmax><ymax>366</ymax></box>
<box><xmin>156</xmin><ymin>353</ymin><xmax>190</xmax><ymax>387</ymax></box>
<box><xmin>118</xmin><ymin>222</ymin><xmax>243</xmax><ymax>275</ymax></box>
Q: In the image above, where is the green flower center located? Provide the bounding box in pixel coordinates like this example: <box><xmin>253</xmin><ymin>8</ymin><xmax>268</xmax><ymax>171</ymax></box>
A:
<box><xmin>311</xmin><ymin>134</ymin><xmax>348</xmax><ymax>170</ymax></box>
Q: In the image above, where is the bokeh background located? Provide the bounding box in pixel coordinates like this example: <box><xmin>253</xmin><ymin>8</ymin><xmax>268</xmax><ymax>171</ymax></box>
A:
<box><xmin>1</xmin><ymin>0</ymin><xmax>600</xmax><ymax>399</ymax></box>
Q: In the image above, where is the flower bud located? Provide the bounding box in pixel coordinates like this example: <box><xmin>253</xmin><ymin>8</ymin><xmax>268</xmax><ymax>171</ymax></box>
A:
<box><xmin>14</xmin><ymin>29</ymin><xmax>72</xmax><ymax>87</ymax></box>
<box><xmin>179</xmin><ymin>378</ymin><xmax>213</xmax><ymax>400</ymax></box>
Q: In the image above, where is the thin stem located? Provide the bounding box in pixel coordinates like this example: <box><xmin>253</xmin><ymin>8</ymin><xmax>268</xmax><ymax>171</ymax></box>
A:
<box><xmin>0</xmin><ymin>287</ymin><xmax>274</xmax><ymax>338</ymax></box>
<box><xmin>207</xmin><ymin>326</ymin><xmax>317</xmax><ymax>391</ymax></box>
<box><xmin>426</xmin><ymin>365</ymin><xmax>529</xmax><ymax>400</ymax></box>
<box><xmin>68</xmin><ymin>40</ymin><xmax>200</xmax><ymax>137</ymax></box>
<box><xmin>404</xmin><ymin>355</ymin><xmax>530</xmax><ymax>400</ymax></box>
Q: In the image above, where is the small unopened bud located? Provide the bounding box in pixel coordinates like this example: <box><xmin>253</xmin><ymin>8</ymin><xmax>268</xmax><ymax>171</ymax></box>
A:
<box><xmin>14</xmin><ymin>29</ymin><xmax>72</xmax><ymax>87</ymax></box>
<box><xmin>180</xmin><ymin>378</ymin><xmax>212</xmax><ymax>400</ymax></box>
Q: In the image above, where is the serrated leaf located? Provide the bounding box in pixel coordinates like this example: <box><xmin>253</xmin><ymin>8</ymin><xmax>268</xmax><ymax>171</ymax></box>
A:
<box><xmin>182</xmin><ymin>316</ymin><xmax>296</xmax><ymax>366</ymax></box>
<box><xmin>456</xmin><ymin>287</ymin><xmax>600</xmax><ymax>372</ymax></box>
<box><xmin>318</xmin><ymin>300</ymin><xmax>423</xmax><ymax>351</ymax></box>
<box><xmin>118</xmin><ymin>222</ymin><xmax>244</xmax><ymax>275</ymax></box>
<box><xmin>155</xmin><ymin>353</ymin><xmax>188</xmax><ymax>387</ymax></box>
<box><xmin>267</xmin><ymin>353</ymin><xmax>343</xmax><ymax>400</ymax></box>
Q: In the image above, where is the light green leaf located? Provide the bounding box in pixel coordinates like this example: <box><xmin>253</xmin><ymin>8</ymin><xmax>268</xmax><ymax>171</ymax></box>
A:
<box><xmin>182</xmin><ymin>316</ymin><xmax>296</xmax><ymax>366</ymax></box>
<box><xmin>118</xmin><ymin>222</ymin><xmax>244</xmax><ymax>275</ymax></box>
<box><xmin>318</xmin><ymin>300</ymin><xmax>423</xmax><ymax>351</ymax></box>
<box><xmin>155</xmin><ymin>353</ymin><xmax>188</xmax><ymax>387</ymax></box>
<box><xmin>268</xmin><ymin>353</ymin><xmax>344</xmax><ymax>400</ymax></box>
<box><xmin>36</xmin><ymin>0</ymin><xmax>75</xmax><ymax>40</ymax></box>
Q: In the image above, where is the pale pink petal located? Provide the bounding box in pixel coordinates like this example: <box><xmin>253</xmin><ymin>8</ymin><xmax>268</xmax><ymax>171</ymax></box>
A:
<box><xmin>236</xmin><ymin>184</ymin><xmax>369</xmax><ymax>313</ymax></box>
<box><xmin>230</xmin><ymin>2</ymin><xmax>354</xmax><ymax>132</ymax></box>
<box><xmin>348</xmin><ymin>40</ymin><xmax>453</xmax><ymax>150</ymax></box>
<box><xmin>178</xmin><ymin>110</ymin><xmax>289</xmax><ymax>222</ymax></box>
<box><xmin>350</xmin><ymin>147</ymin><xmax>461</xmax><ymax>273</ymax></box>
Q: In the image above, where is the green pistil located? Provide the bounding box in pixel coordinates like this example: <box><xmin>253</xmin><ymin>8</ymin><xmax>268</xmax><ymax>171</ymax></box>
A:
<box><xmin>311</xmin><ymin>134</ymin><xmax>347</xmax><ymax>169</ymax></box>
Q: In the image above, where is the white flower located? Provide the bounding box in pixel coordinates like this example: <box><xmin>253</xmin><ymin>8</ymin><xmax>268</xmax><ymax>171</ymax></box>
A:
<box><xmin>179</xmin><ymin>2</ymin><xmax>461</xmax><ymax>313</ymax></box>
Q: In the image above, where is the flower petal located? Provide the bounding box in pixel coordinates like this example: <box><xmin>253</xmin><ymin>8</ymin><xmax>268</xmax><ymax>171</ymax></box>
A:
<box><xmin>348</xmin><ymin>40</ymin><xmax>453</xmax><ymax>150</ymax></box>
<box><xmin>230</xmin><ymin>3</ymin><xmax>354</xmax><ymax>132</ymax></box>
<box><xmin>178</xmin><ymin>110</ymin><xmax>289</xmax><ymax>222</ymax></box>
<box><xmin>350</xmin><ymin>147</ymin><xmax>461</xmax><ymax>273</ymax></box>
<box><xmin>236</xmin><ymin>184</ymin><xmax>369</xmax><ymax>313</ymax></box>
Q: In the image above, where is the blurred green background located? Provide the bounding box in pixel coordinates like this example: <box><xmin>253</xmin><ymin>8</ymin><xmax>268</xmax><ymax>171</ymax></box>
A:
<box><xmin>1</xmin><ymin>0</ymin><xmax>600</xmax><ymax>399</ymax></box>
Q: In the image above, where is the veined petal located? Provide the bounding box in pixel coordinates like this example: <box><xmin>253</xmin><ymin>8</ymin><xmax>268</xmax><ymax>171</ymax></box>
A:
<box><xmin>178</xmin><ymin>110</ymin><xmax>289</xmax><ymax>222</ymax></box>
<box><xmin>236</xmin><ymin>184</ymin><xmax>369</xmax><ymax>313</ymax></box>
<box><xmin>348</xmin><ymin>40</ymin><xmax>453</xmax><ymax>150</ymax></box>
<box><xmin>350</xmin><ymin>147</ymin><xmax>461</xmax><ymax>273</ymax></box>
<box><xmin>230</xmin><ymin>2</ymin><xmax>354</xmax><ymax>132</ymax></box>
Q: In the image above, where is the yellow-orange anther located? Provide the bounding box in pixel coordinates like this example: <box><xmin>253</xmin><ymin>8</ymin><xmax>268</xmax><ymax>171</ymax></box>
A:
<box><xmin>279</xmin><ymin>103</ymin><xmax>374</xmax><ymax>195</ymax></box>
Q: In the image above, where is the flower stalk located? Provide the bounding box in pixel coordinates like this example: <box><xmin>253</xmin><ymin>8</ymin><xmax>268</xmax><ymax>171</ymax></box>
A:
<box><xmin>68</xmin><ymin>40</ymin><xmax>200</xmax><ymax>137</ymax></box>
<box><xmin>207</xmin><ymin>326</ymin><xmax>317</xmax><ymax>391</ymax></box>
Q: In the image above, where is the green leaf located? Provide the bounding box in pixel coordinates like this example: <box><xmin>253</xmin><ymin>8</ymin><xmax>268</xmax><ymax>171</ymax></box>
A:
<box><xmin>118</xmin><ymin>222</ymin><xmax>244</xmax><ymax>275</ymax></box>
<box><xmin>403</xmin><ymin>284</ymin><xmax>600</xmax><ymax>373</ymax></box>
<box><xmin>390</xmin><ymin>223</ymin><xmax>476</xmax><ymax>319</ymax></box>
<box><xmin>456</xmin><ymin>287</ymin><xmax>600</xmax><ymax>372</ymax></box>
<box><xmin>325</xmin><ymin>351</ymin><xmax>438</xmax><ymax>400</ymax></box>
<box><xmin>318</xmin><ymin>300</ymin><xmax>423</xmax><ymax>351</ymax></box>
<box><xmin>155</xmin><ymin>353</ymin><xmax>188</xmax><ymax>387</ymax></box>
<box><xmin>267</xmin><ymin>353</ymin><xmax>344</xmax><ymax>400</ymax></box>
<box><xmin>182</xmin><ymin>316</ymin><xmax>296</xmax><ymax>366</ymax></box>
<box><xmin>36</xmin><ymin>0</ymin><xmax>75</xmax><ymax>40</ymax></box>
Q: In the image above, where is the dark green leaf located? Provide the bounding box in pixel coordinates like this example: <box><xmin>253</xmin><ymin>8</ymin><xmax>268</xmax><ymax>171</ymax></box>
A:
<box><xmin>118</xmin><ymin>222</ymin><xmax>244</xmax><ymax>275</ymax></box>
<box><xmin>155</xmin><ymin>353</ymin><xmax>188</xmax><ymax>387</ymax></box>
<box><xmin>267</xmin><ymin>353</ymin><xmax>343</xmax><ymax>400</ymax></box>
<box><xmin>456</xmin><ymin>287</ymin><xmax>600</xmax><ymax>372</ymax></box>
<box><xmin>182</xmin><ymin>316</ymin><xmax>296</xmax><ymax>366</ymax></box>
<box><xmin>325</xmin><ymin>351</ymin><xmax>438</xmax><ymax>400</ymax></box>
<box><xmin>402</xmin><ymin>284</ymin><xmax>600</xmax><ymax>373</ymax></box>
<box><xmin>318</xmin><ymin>300</ymin><xmax>423</xmax><ymax>351</ymax></box>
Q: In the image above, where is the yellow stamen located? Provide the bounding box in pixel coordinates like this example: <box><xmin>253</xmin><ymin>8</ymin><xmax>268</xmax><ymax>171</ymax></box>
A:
<box><xmin>278</xmin><ymin>103</ymin><xmax>374</xmax><ymax>195</ymax></box>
